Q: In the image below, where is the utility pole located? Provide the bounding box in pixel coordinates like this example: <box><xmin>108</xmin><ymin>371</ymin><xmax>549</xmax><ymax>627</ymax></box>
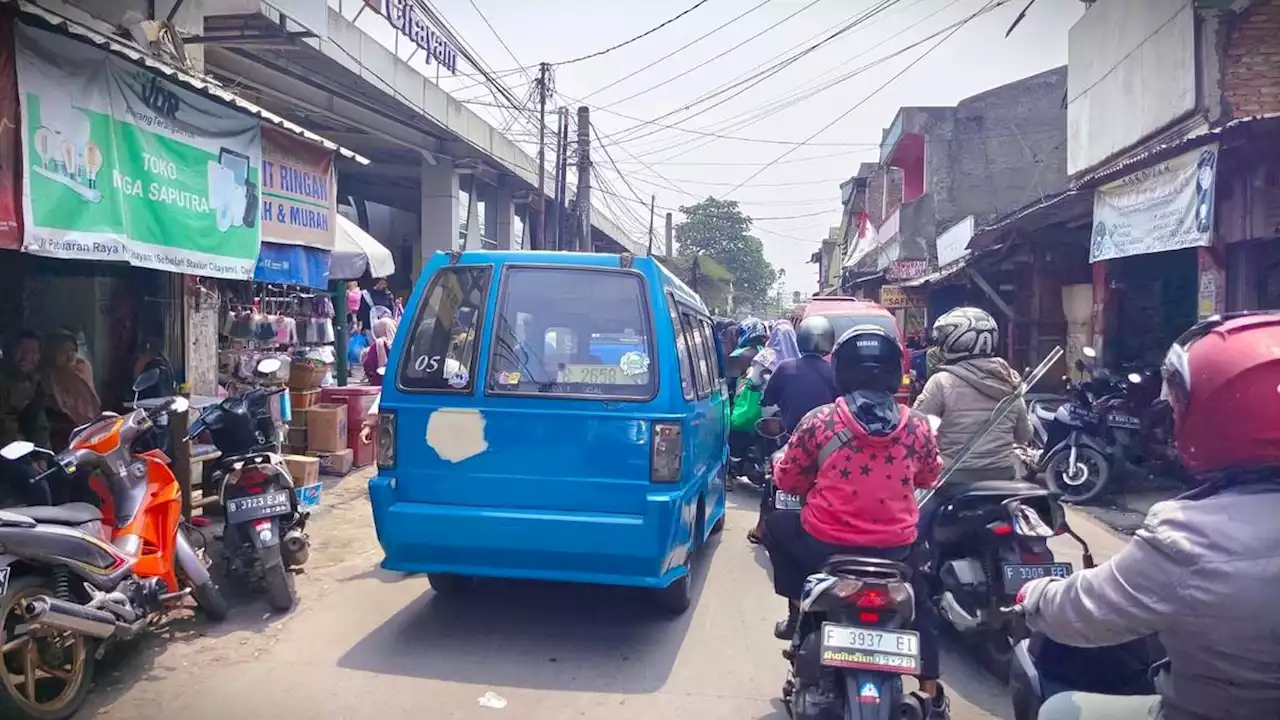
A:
<box><xmin>575</xmin><ymin>105</ymin><xmax>591</xmax><ymax>252</ymax></box>
<box><xmin>646</xmin><ymin>195</ymin><xmax>656</xmax><ymax>256</ymax></box>
<box><xmin>664</xmin><ymin>212</ymin><xmax>673</xmax><ymax>258</ymax></box>
<box><xmin>533</xmin><ymin>62</ymin><xmax>552</xmax><ymax>250</ymax></box>
<box><xmin>550</xmin><ymin>106</ymin><xmax>567</xmax><ymax>251</ymax></box>
<box><xmin>690</xmin><ymin>255</ymin><xmax>701</xmax><ymax>295</ymax></box>
<box><xmin>553</xmin><ymin>107</ymin><xmax>569</xmax><ymax>251</ymax></box>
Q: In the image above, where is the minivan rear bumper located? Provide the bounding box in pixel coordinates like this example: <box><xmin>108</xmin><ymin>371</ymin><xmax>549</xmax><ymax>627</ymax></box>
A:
<box><xmin>368</xmin><ymin>474</ymin><xmax>700</xmax><ymax>589</ymax></box>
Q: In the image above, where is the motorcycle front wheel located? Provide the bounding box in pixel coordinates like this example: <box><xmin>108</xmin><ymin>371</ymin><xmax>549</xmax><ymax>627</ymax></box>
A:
<box><xmin>1044</xmin><ymin>445</ymin><xmax>1111</xmax><ymax>504</ymax></box>
<box><xmin>0</xmin><ymin>575</ymin><xmax>96</xmax><ymax>720</ymax></box>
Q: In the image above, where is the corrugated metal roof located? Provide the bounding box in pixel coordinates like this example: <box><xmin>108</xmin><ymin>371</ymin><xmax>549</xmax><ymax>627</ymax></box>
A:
<box><xmin>9</xmin><ymin>0</ymin><xmax>370</xmax><ymax>165</ymax></box>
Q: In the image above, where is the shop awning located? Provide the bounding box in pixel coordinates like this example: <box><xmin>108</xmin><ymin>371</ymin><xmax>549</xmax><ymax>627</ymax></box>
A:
<box><xmin>331</xmin><ymin>216</ymin><xmax>395</xmax><ymax>280</ymax></box>
<box><xmin>5</xmin><ymin>0</ymin><xmax>369</xmax><ymax>165</ymax></box>
<box><xmin>253</xmin><ymin>242</ymin><xmax>330</xmax><ymax>289</ymax></box>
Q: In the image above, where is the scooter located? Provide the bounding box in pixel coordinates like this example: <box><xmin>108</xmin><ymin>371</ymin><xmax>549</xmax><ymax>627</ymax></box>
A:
<box><xmin>187</xmin><ymin>357</ymin><xmax>309</xmax><ymax>611</ymax></box>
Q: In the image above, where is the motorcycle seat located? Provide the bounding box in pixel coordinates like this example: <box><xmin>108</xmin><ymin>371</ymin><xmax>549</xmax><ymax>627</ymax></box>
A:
<box><xmin>12</xmin><ymin>502</ymin><xmax>103</xmax><ymax>525</ymax></box>
<box><xmin>214</xmin><ymin>451</ymin><xmax>278</xmax><ymax>469</ymax></box>
<box><xmin>956</xmin><ymin>480</ymin><xmax>1047</xmax><ymax>497</ymax></box>
<box><xmin>823</xmin><ymin>555</ymin><xmax>913</xmax><ymax>580</ymax></box>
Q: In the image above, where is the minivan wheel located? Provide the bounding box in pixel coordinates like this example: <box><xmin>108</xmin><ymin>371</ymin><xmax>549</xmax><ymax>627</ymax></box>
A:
<box><xmin>427</xmin><ymin>574</ymin><xmax>474</xmax><ymax>597</ymax></box>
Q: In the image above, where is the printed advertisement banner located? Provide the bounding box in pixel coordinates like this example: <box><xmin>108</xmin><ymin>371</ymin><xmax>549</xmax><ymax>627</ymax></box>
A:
<box><xmin>1090</xmin><ymin>144</ymin><xmax>1218</xmax><ymax>264</ymax></box>
<box><xmin>15</xmin><ymin>24</ymin><xmax>262</xmax><ymax>279</ymax></box>
<box><xmin>253</xmin><ymin>241</ymin><xmax>330</xmax><ymax>289</ymax></box>
<box><xmin>0</xmin><ymin>17</ymin><xmax>20</xmax><ymax>251</ymax></box>
<box><xmin>261</xmin><ymin>126</ymin><xmax>335</xmax><ymax>251</ymax></box>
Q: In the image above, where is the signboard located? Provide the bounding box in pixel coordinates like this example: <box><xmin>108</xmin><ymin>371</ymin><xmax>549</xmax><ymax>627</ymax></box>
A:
<box><xmin>936</xmin><ymin>215</ymin><xmax>974</xmax><ymax>268</ymax></box>
<box><xmin>365</xmin><ymin>0</ymin><xmax>459</xmax><ymax>73</ymax></box>
<box><xmin>15</xmin><ymin>25</ymin><xmax>262</xmax><ymax>279</ymax></box>
<box><xmin>885</xmin><ymin>260</ymin><xmax>928</xmax><ymax>282</ymax></box>
<box><xmin>880</xmin><ymin>285</ymin><xmax>925</xmax><ymax>310</ymax></box>
<box><xmin>0</xmin><ymin>17</ymin><xmax>19</xmax><ymax>251</ymax></box>
<box><xmin>253</xmin><ymin>242</ymin><xmax>330</xmax><ymax>289</ymax></box>
<box><xmin>1197</xmin><ymin>268</ymin><xmax>1217</xmax><ymax>321</ymax></box>
<box><xmin>1090</xmin><ymin>144</ymin><xmax>1218</xmax><ymax>263</ymax></box>
<box><xmin>261</xmin><ymin>126</ymin><xmax>335</xmax><ymax>250</ymax></box>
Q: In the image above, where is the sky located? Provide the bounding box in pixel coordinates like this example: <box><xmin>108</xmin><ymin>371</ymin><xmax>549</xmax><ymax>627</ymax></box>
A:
<box><xmin>340</xmin><ymin>0</ymin><xmax>1086</xmax><ymax>295</ymax></box>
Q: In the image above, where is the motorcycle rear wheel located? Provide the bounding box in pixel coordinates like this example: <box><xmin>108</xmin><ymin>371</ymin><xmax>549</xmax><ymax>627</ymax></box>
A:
<box><xmin>1044</xmin><ymin>446</ymin><xmax>1111</xmax><ymax>504</ymax></box>
<box><xmin>263</xmin><ymin>564</ymin><xmax>297</xmax><ymax>612</ymax></box>
<box><xmin>0</xmin><ymin>576</ymin><xmax>96</xmax><ymax>720</ymax></box>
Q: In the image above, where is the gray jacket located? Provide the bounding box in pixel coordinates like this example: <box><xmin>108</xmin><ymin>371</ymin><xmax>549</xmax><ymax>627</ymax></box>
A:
<box><xmin>911</xmin><ymin>357</ymin><xmax>1031</xmax><ymax>471</ymax></box>
<box><xmin>1024</xmin><ymin>484</ymin><xmax>1280</xmax><ymax>720</ymax></box>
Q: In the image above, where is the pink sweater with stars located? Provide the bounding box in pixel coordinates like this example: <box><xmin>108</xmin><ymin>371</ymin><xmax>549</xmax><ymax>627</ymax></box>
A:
<box><xmin>774</xmin><ymin>397</ymin><xmax>943</xmax><ymax>548</ymax></box>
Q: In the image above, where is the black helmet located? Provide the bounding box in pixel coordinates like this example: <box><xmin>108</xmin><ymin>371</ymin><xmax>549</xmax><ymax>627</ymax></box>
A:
<box><xmin>796</xmin><ymin>316</ymin><xmax>835</xmax><ymax>356</ymax></box>
<box><xmin>831</xmin><ymin>325</ymin><xmax>904</xmax><ymax>395</ymax></box>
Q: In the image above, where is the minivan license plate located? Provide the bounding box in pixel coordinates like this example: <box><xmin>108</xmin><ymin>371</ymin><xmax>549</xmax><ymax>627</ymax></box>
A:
<box><xmin>774</xmin><ymin>490</ymin><xmax>802</xmax><ymax>511</ymax></box>
<box><xmin>819</xmin><ymin>622</ymin><xmax>920</xmax><ymax>673</ymax></box>
<box><xmin>225</xmin><ymin>490</ymin><xmax>292</xmax><ymax>524</ymax></box>
<box><xmin>1001</xmin><ymin>563</ymin><xmax>1072</xmax><ymax>594</ymax></box>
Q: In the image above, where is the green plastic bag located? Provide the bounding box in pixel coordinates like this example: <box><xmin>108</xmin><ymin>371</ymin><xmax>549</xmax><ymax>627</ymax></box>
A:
<box><xmin>730</xmin><ymin>383</ymin><xmax>763</xmax><ymax>433</ymax></box>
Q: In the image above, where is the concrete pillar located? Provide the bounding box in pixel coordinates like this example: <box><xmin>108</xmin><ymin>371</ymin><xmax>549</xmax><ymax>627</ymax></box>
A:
<box><xmin>494</xmin><ymin>185</ymin><xmax>514</xmax><ymax>249</ymax></box>
<box><xmin>420</xmin><ymin>157</ymin><xmax>459</xmax><ymax>272</ymax></box>
<box><xmin>463</xmin><ymin>176</ymin><xmax>482</xmax><ymax>250</ymax></box>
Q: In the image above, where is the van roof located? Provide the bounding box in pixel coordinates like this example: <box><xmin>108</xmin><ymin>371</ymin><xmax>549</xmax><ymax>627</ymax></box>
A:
<box><xmin>802</xmin><ymin>297</ymin><xmax>892</xmax><ymax>318</ymax></box>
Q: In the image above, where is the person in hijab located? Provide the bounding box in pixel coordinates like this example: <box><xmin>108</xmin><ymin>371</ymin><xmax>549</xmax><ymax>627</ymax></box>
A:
<box><xmin>41</xmin><ymin>331</ymin><xmax>101</xmax><ymax>450</ymax></box>
<box><xmin>362</xmin><ymin>316</ymin><xmax>398</xmax><ymax>387</ymax></box>
<box><xmin>766</xmin><ymin>320</ymin><xmax>801</xmax><ymax>364</ymax></box>
<box><xmin>0</xmin><ymin>331</ymin><xmax>52</xmax><ymax>505</ymax></box>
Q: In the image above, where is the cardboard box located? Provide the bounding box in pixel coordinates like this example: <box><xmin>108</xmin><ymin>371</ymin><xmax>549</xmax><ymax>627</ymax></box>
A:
<box><xmin>306</xmin><ymin>403</ymin><xmax>348</xmax><ymax>453</ymax></box>
<box><xmin>309</xmin><ymin>448</ymin><xmax>354</xmax><ymax>476</ymax></box>
<box><xmin>348</xmin><ymin>427</ymin><xmax>375</xmax><ymax>468</ymax></box>
<box><xmin>290</xmin><ymin>389</ymin><xmax>321</xmax><ymax>411</ymax></box>
<box><xmin>283</xmin><ymin>455</ymin><xmax>320</xmax><ymax>488</ymax></box>
<box><xmin>321</xmin><ymin>386</ymin><xmax>382</xmax><ymax>430</ymax></box>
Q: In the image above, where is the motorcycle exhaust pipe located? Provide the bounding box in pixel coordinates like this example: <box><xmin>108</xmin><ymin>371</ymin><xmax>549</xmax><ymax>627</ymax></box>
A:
<box><xmin>281</xmin><ymin>529</ymin><xmax>310</xmax><ymax>567</ymax></box>
<box><xmin>939</xmin><ymin>591</ymin><xmax>984</xmax><ymax>633</ymax></box>
<box><xmin>23</xmin><ymin>596</ymin><xmax>119</xmax><ymax>640</ymax></box>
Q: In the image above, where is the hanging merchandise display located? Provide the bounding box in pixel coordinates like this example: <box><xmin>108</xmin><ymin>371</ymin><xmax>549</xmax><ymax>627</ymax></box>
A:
<box><xmin>219</xmin><ymin>283</ymin><xmax>337</xmax><ymax>398</ymax></box>
<box><xmin>14</xmin><ymin>23</ymin><xmax>262</xmax><ymax>279</ymax></box>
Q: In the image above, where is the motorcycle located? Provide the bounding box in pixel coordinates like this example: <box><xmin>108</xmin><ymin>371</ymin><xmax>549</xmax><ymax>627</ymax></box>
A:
<box><xmin>0</xmin><ymin>395</ymin><xmax>226</xmax><ymax>720</ymax></box>
<box><xmin>185</xmin><ymin>357</ymin><xmax>309</xmax><ymax>611</ymax></box>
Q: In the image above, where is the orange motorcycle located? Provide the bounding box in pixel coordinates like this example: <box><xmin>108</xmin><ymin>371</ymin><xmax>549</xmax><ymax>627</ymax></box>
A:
<box><xmin>67</xmin><ymin>394</ymin><xmax>228</xmax><ymax>620</ymax></box>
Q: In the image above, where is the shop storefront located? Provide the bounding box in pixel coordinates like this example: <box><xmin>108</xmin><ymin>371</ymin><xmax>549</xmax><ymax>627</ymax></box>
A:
<box><xmin>1219</xmin><ymin>132</ymin><xmax>1280</xmax><ymax>312</ymax></box>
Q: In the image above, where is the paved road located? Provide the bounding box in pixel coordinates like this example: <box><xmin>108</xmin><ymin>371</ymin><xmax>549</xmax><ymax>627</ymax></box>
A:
<box><xmin>84</xmin><ymin>476</ymin><xmax>1127</xmax><ymax>720</ymax></box>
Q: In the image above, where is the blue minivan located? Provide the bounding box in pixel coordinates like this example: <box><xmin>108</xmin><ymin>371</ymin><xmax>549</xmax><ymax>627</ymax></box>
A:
<box><xmin>369</xmin><ymin>251</ymin><xmax>728</xmax><ymax>613</ymax></box>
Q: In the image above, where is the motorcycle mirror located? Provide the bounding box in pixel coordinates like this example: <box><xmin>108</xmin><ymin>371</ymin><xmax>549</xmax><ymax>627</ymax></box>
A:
<box><xmin>133</xmin><ymin>367</ymin><xmax>161</xmax><ymax>393</ymax></box>
<box><xmin>1081</xmin><ymin>346</ymin><xmax>1097</xmax><ymax>359</ymax></box>
<box><xmin>256</xmin><ymin>357</ymin><xmax>283</xmax><ymax>375</ymax></box>
<box><xmin>1127</xmin><ymin>372</ymin><xmax>1143</xmax><ymax>384</ymax></box>
<box><xmin>0</xmin><ymin>440</ymin><xmax>35</xmax><ymax>461</ymax></box>
<box><xmin>169</xmin><ymin>396</ymin><xmax>191</xmax><ymax>414</ymax></box>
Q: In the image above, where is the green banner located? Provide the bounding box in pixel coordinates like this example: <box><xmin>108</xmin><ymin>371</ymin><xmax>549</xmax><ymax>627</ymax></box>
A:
<box><xmin>15</xmin><ymin>24</ymin><xmax>261</xmax><ymax>278</ymax></box>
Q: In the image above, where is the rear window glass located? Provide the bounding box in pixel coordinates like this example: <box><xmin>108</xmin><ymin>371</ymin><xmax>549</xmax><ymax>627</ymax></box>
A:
<box><xmin>488</xmin><ymin>267</ymin><xmax>655</xmax><ymax>399</ymax></box>
<box><xmin>398</xmin><ymin>266</ymin><xmax>491</xmax><ymax>392</ymax></box>
<box><xmin>825</xmin><ymin>313</ymin><xmax>900</xmax><ymax>344</ymax></box>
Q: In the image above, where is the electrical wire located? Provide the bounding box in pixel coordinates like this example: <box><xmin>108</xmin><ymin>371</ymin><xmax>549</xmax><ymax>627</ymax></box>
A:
<box><xmin>724</xmin><ymin>0</ymin><xmax>1009</xmax><ymax>196</ymax></box>
<box><xmin>463</xmin><ymin>0</ymin><xmax>537</xmax><ymax>84</ymax></box>
<box><xmin>552</xmin><ymin>0</ymin><xmax>715</xmax><ymax>66</ymax></box>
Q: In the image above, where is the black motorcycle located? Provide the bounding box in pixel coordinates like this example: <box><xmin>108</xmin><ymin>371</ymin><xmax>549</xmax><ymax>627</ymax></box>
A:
<box><xmin>186</xmin><ymin>358</ymin><xmax>310</xmax><ymax>611</ymax></box>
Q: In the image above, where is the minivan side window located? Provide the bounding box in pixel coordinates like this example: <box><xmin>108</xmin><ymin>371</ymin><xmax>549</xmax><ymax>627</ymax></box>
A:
<box><xmin>666</xmin><ymin>294</ymin><xmax>696</xmax><ymax>400</ymax></box>
<box><xmin>681</xmin><ymin>310</ymin><xmax>711</xmax><ymax>397</ymax></box>
<box><xmin>399</xmin><ymin>266</ymin><xmax>491</xmax><ymax>392</ymax></box>
<box><xmin>697</xmin><ymin>317</ymin><xmax>722</xmax><ymax>379</ymax></box>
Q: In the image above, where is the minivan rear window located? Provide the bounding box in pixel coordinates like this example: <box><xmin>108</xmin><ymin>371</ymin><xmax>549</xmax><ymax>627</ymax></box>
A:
<box><xmin>488</xmin><ymin>267</ymin><xmax>655</xmax><ymax>399</ymax></box>
<box><xmin>825</xmin><ymin>314</ymin><xmax>900</xmax><ymax>344</ymax></box>
<box><xmin>399</xmin><ymin>266</ymin><xmax>491</xmax><ymax>392</ymax></box>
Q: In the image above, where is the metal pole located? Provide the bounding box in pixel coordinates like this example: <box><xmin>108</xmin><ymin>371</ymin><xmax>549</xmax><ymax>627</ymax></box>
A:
<box><xmin>646</xmin><ymin>195</ymin><xmax>656</xmax><ymax>256</ymax></box>
<box><xmin>575</xmin><ymin>105</ymin><xmax>591</xmax><ymax>252</ymax></box>
<box><xmin>664</xmin><ymin>212</ymin><xmax>673</xmax><ymax>257</ymax></box>
<box><xmin>534</xmin><ymin>62</ymin><xmax>550</xmax><ymax>250</ymax></box>
<box><xmin>551</xmin><ymin>106</ymin><xmax>566</xmax><ymax>251</ymax></box>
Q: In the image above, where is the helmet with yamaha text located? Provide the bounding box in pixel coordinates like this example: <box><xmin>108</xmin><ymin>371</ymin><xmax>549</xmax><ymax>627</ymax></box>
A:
<box><xmin>1160</xmin><ymin>311</ymin><xmax>1280</xmax><ymax>478</ymax></box>
<box><xmin>831</xmin><ymin>325</ymin><xmax>904</xmax><ymax>396</ymax></box>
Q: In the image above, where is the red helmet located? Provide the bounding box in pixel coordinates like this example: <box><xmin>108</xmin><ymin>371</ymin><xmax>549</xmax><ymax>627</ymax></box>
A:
<box><xmin>1161</xmin><ymin>311</ymin><xmax>1280</xmax><ymax>476</ymax></box>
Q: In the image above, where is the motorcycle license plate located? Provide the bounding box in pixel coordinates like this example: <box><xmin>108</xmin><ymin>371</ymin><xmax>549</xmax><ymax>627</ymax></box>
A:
<box><xmin>225</xmin><ymin>490</ymin><xmax>292</xmax><ymax>524</ymax></box>
<box><xmin>1001</xmin><ymin>563</ymin><xmax>1073</xmax><ymax>595</ymax></box>
<box><xmin>819</xmin><ymin>622</ymin><xmax>921</xmax><ymax>674</ymax></box>
<box><xmin>774</xmin><ymin>490</ymin><xmax>803</xmax><ymax>511</ymax></box>
<box><xmin>1108</xmin><ymin>413</ymin><xmax>1141</xmax><ymax>429</ymax></box>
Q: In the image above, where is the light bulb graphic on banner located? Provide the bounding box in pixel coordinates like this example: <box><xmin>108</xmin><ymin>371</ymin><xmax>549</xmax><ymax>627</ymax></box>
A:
<box><xmin>84</xmin><ymin>141</ymin><xmax>103</xmax><ymax>189</ymax></box>
<box><xmin>60</xmin><ymin>138</ymin><xmax>77</xmax><ymax>181</ymax></box>
<box><xmin>33</xmin><ymin>127</ymin><xmax>53</xmax><ymax>171</ymax></box>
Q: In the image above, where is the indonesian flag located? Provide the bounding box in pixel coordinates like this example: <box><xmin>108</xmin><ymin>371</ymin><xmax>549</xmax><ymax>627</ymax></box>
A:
<box><xmin>842</xmin><ymin>211</ymin><xmax>877</xmax><ymax>269</ymax></box>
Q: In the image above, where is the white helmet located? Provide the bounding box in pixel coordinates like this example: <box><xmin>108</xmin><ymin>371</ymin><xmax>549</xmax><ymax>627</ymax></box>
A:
<box><xmin>932</xmin><ymin>307</ymin><xmax>998</xmax><ymax>363</ymax></box>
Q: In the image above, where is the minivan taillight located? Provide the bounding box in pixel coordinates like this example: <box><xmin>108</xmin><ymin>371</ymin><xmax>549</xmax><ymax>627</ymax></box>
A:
<box><xmin>651</xmin><ymin>421</ymin><xmax>682</xmax><ymax>483</ymax></box>
<box><xmin>377</xmin><ymin>410</ymin><xmax>397</xmax><ymax>470</ymax></box>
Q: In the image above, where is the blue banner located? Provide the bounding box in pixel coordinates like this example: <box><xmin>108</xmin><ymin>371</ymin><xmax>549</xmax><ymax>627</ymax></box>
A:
<box><xmin>253</xmin><ymin>242</ymin><xmax>330</xmax><ymax>289</ymax></box>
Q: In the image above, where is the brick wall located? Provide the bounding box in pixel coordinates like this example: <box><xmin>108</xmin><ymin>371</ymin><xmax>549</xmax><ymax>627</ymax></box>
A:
<box><xmin>1223</xmin><ymin>0</ymin><xmax>1280</xmax><ymax>119</ymax></box>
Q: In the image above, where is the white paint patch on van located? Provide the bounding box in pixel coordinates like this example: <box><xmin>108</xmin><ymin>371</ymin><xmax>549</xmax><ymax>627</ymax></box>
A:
<box><xmin>425</xmin><ymin>408</ymin><xmax>489</xmax><ymax>463</ymax></box>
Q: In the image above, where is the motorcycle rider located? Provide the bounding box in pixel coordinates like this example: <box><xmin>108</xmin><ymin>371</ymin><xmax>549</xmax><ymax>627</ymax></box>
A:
<box><xmin>1017</xmin><ymin>311</ymin><xmax>1280</xmax><ymax>720</ymax></box>
<box><xmin>765</xmin><ymin>325</ymin><xmax>950</xmax><ymax>718</ymax></box>
<box><xmin>912</xmin><ymin>307</ymin><xmax>1032</xmax><ymax>526</ymax></box>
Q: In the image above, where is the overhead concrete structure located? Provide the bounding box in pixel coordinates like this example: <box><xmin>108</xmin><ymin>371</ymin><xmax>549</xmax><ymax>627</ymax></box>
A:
<box><xmin>201</xmin><ymin>4</ymin><xmax>644</xmax><ymax>273</ymax></box>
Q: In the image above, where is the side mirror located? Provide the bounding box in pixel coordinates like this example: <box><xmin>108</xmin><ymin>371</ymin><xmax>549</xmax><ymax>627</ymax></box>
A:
<box><xmin>256</xmin><ymin>357</ymin><xmax>283</xmax><ymax>375</ymax></box>
<box><xmin>1081</xmin><ymin>346</ymin><xmax>1097</xmax><ymax>359</ymax></box>
<box><xmin>133</xmin><ymin>368</ymin><xmax>161</xmax><ymax>393</ymax></box>
<box><xmin>0</xmin><ymin>440</ymin><xmax>35</xmax><ymax>461</ymax></box>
